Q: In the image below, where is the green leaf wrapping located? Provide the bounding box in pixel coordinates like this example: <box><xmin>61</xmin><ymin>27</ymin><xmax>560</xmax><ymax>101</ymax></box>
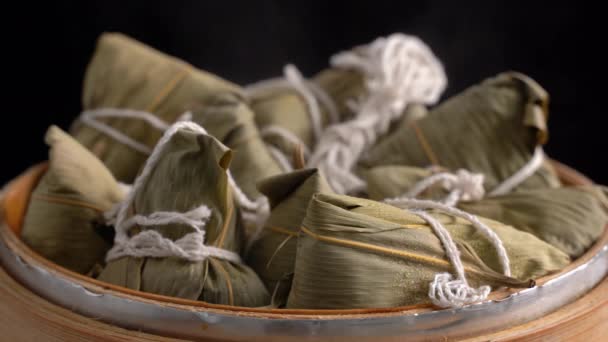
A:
<box><xmin>246</xmin><ymin>168</ymin><xmax>332</xmax><ymax>306</ymax></box>
<box><xmin>97</xmin><ymin>128</ymin><xmax>269</xmax><ymax>306</ymax></box>
<box><xmin>359</xmin><ymin>72</ymin><xmax>561</xmax><ymax>192</ymax></box>
<box><xmin>71</xmin><ymin>33</ymin><xmax>240</xmax><ymax>182</ymax></box>
<box><xmin>246</xmin><ymin>67</ymin><xmax>366</xmax><ymax>168</ymax></box>
<box><xmin>190</xmin><ymin>92</ymin><xmax>282</xmax><ymax>201</ymax></box>
<box><xmin>363</xmin><ymin>165</ymin><xmax>608</xmax><ymax>258</ymax></box>
<box><xmin>458</xmin><ymin>187</ymin><xmax>608</xmax><ymax>258</ymax></box>
<box><xmin>22</xmin><ymin>126</ymin><xmax>124</xmax><ymax>274</ymax></box>
<box><xmin>286</xmin><ymin>193</ymin><xmax>570</xmax><ymax>309</ymax></box>
<box><xmin>248</xmin><ymin>86</ymin><xmax>321</xmax><ymax>156</ymax></box>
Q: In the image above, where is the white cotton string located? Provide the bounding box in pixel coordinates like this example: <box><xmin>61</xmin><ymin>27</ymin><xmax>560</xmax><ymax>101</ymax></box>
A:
<box><xmin>266</xmin><ymin>145</ymin><xmax>294</xmax><ymax>172</ymax></box>
<box><xmin>489</xmin><ymin>146</ymin><xmax>545</xmax><ymax>196</ymax></box>
<box><xmin>386</xmin><ymin>197</ymin><xmax>511</xmax><ymax>276</ymax></box>
<box><xmin>106</xmin><ymin>120</ymin><xmax>242</xmax><ymax>263</ymax></box>
<box><xmin>260</xmin><ymin>126</ymin><xmax>312</xmax><ymax>159</ymax></box>
<box><xmin>117</xmin><ymin>182</ymin><xmax>133</xmax><ymax>196</ymax></box>
<box><xmin>308</xmin><ymin>33</ymin><xmax>447</xmax><ymax>194</ymax></box>
<box><xmin>392</xmin><ymin>146</ymin><xmax>545</xmax><ymax>206</ymax></box>
<box><xmin>119</xmin><ymin>206</ymin><xmax>212</xmax><ymax>233</ymax></box>
<box><xmin>106</xmin><ymin>229</ymin><xmax>241</xmax><ymax>263</ymax></box>
<box><xmin>103</xmin><ymin>204</ymin><xmax>121</xmax><ymax>227</ymax></box>
<box><xmin>173</xmin><ymin>118</ymin><xmax>270</xmax><ymax>235</ymax></box>
<box><xmin>176</xmin><ymin>111</ymin><xmax>193</xmax><ymax>122</ymax></box>
<box><xmin>384</xmin><ymin>197</ymin><xmax>510</xmax><ymax>308</ymax></box>
<box><xmin>428</xmin><ymin>273</ymin><xmax>491</xmax><ymax>309</ymax></box>
<box><xmin>283</xmin><ymin>64</ymin><xmax>324</xmax><ymax>141</ymax></box>
<box><xmin>261</xmin><ymin>126</ymin><xmax>308</xmax><ymax>171</ymax></box>
<box><xmin>85</xmin><ymin>109</ymin><xmax>270</xmax><ymax>238</ymax></box>
<box><xmin>414</xmin><ymin>210</ymin><xmax>491</xmax><ymax>308</ymax></box>
<box><xmin>175</xmin><ymin>112</ymin><xmax>271</xmax><ymax>231</ymax></box>
<box><xmin>106</xmin><ymin>205</ymin><xmax>241</xmax><ymax>263</ymax></box>
<box><xmin>103</xmin><ymin>183</ymin><xmax>133</xmax><ymax>226</ymax></box>
<box><xmin>112</xmin><ymin>121</ymin><xmax>205</xmax><ymax>242</ymax></box>
<box><xmin>305</xmin><ymin>80</ymin><xmax>340</xmax><ymax>124</ymax></box>
<box><xmin>79</xmin><ymin>108</ymin><xmax>170</xmax><ymax>155</ymax></box>
<box><xmin>405</xmin><ymin>169</ymin><xmax>485</xmax><ymax>207</ymax></box>
<box><xmin>226</xmin><ymin>170</ymin><xmax>270</xmax><ymax>247</ymax></box>
<box><xmin>244</xmin><ymin>64</ymin><xmax>338</xmax><ymax>172</ymax></box>
<box><xmin>244</xmin><ymin>64</ymin><xmax>339</xmax><ymax>129</ymax></box>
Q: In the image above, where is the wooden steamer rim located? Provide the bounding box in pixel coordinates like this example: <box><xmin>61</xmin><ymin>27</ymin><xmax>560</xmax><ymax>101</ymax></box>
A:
<box><xmin>0</xmin><ymin>161</ymin><xmax>607</xmax><ymax>341</ymax></box>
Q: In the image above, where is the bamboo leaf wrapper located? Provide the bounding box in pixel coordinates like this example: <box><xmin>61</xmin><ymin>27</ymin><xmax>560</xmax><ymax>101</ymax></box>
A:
<box><xmin>360</xmin><ymin>72</ymin><xmax>561</xmax><ymax>192</ymax></box>
<box><xmin>287</xmin><ymin>194</ymin><xmax>570</xmax><ymax>309</ymax></box>
<box><xmin>98</xmin><ymin>126</ymin><xmax>269</xmax><ymax>306</ymax></box>
<box><xmin>22</xmin><ymin>126</ymin><xmax>124</xmax><ymax>274</ymax></box>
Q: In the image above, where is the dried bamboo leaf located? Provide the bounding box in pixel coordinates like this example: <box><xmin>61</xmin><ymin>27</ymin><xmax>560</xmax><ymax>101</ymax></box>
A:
<box><xmin>97</xmin><ymin>127</ymin><xmax>269</xmax><ymax>306</ymax></box>
<box><xmin>22</xmin><ymin>126</ymin><xmax>124</xmax><ymax>274</ymax></box>
<box><xmin>190</xmin><ymin>92</ymin><xmax>283</xmax><ymax>200</ymax></box>
<box><xmin>71</xmin><ymin>33</ymin><xmax>240</xmax><ymax>182</ymax></box>
<box><xmin>287</xmin><ymin>193</ymin><xmax>570</xmax><ymax>309</ymax></box>
<box><xmin>312</xmin><ymin>68</ymin><xmax>366</xmax><ymax>119</ymax></box>
<box><xmin>248</xmin><ymin>86</ymin><xmax>319</xmax><ymax>154</ymax></box>
<box><xmin>364</xmin><ymin>165</ymin><xmax>608</xmax><ymax>258</ymax></box>
<box><xmin>458</xmin><ymin>186</ymin><xmax>608</xmax><ymax>258</ymax></box>
<box><xmin>246</xmin><ymin>63</ymin><xmax>368</xmax><ymax>168</ymax></box>
<box><xmin>247</xmin><ymin>168</ymin><xmax>332</xmax><ymax>306</ymax></box>
<box><xmin>360</xmin><ymin>72</ymin><xmax>561</xmax><ymax>192</ymax></box>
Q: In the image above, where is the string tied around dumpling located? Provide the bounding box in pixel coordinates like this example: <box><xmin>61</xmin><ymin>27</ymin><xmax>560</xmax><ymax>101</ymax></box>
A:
<box><xmin>227</xmin><ymin>170</ymin><xmax>271</xmax><ymax>250</ymax></box>
<box><xmin>77</xmin><ymin>108</ymin><xmax>171</xmax><ymax>155</ymax></box>
<box><xmin>178</xmin><ymin>114</ymin><xmax>271</xmax><ymax>234</ymax></box>
<box><xmin>260</xmin><ymin>126</ymin><xmax>312</xmax><ymax>172</ymax></box>
<box><xmin>385</xmin><ymin>197</ymin><xmax>511</xmax><ymax>308</ymax></box>
<box><xmin>105</xmin><ymin>205</ymin><xmax>241</xmax><ymax>263</ymax></box>
<box><xmin>244</xmin><ymin>64</ymin><xmax>338</xmax><ymax>172</ymax></box>
<box><xmin>105</xmin><ymin>121</ymin><xmax>243</xmax><ymax>264</ymax></box>
<box><xmin>428</xmin><ymin>273</ymin><xmax>491</xmax><ymax>309</ymax></box>
<box><xmin>308</xmin><ymin>33</ymin><xmax>447</xmax><ymax>194</ymax></box>
<box><xmin>488</xmin><ymin>146</ymin><xmax>545</xmax><ymax>196</ymax></box>
<box><xmin>80</xmin><ymin>108</ymin><xmax>271</xmax><ymax>235</ymax></box>
<box><xmin>404</xmin><ymin>169</ymin><xmax>486</xmax><ymax>207</ymax></box>
<box><xmin>391</xmin><ymin>146</ymin><xmax>546</xmax><ymax>207</ymax></box>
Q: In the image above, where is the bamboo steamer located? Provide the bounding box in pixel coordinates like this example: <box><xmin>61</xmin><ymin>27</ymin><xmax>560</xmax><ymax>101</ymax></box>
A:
<box><xmin>0</xmin><ymin>161</ymin><xmax>606</xmax><ymax>341</ymax></box>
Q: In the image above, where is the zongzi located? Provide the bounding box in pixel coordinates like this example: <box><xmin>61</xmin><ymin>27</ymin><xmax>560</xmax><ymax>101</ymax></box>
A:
<box><xmin>364</xmin><ymin>165</ymin><xmax>608</xmax><ymax>258</ymax></box>
<box><xmin>287</xmin><ymin>193</ymin><xmax>569</xmax><ymax>309</ymax></box>
<box><xmin>71</xmin><ymin>32</ymin><xmax>240</xmax><ymax>182</ymax></box>
<box><xmin>98</xmin><ymin>122</ymin><xmax>269</xmax><ymax>306</ymax></box>
<box><xmin>245</xmin><ymin>65</ymin><xmax>342</xmax><ymax>171</ymax></box>
<box><xmin>360</xmin><ymin>72</ymin><xmax>561</xmax><ymax>194</ymax></box>
<box><xmin>22</xmin><ymin>126</ymin><xmax>125</xmax><ymax>274</ymax></box>
<box><xmin>306</xmin><ymin>33</ymin><xmax>446</xmax><ymax>194</ymax></box>
<box><xmin>190</xmin><ymin>92</ymin><xmax>282</xmax><ymax>204</ymax></box>
<box><xmin>246</xmin><ymin>168</ymin><xmax>332</xmax><ymax>306</ymax></box>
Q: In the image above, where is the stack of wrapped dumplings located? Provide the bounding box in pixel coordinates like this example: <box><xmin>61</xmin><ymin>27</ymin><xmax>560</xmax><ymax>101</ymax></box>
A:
<box><xmin>21</xmin><ymin>32</ymin><xmax>607</xmax><ymax>310</ymax></box>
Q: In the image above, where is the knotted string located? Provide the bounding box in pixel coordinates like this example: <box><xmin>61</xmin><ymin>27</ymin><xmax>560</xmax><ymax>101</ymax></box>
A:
<box><xmin>79</xmin><ymin>108</ymin><xmax>271</xmax><ymax>235</ymax></box>
<box><xmin>385</xmin><ymin>197</ymin><xmax>511</xmax><ymax>308</ymax></box>
<box><xmin>245</xmin><ymin>64</ymin><xmax>338</xmax><ymax>172</ymax></box>
<box><xmin>78</xmin><ymin>108</ymin><xmax>171</xmax><ymax>155</ymax></box>
<box><xmin>383</xmin><ymin>148</ymin><xmax>544</xmax><ymax>307</ymax></box>
<box><xmin>308</xmin><ymin>33</ymin><xmax>447</xmax><ymax>194</ymax></box>
<box><xmin>392</xmin><ymin>146</ymin><xmax>546</xmax><ymax>206</ymax></box>
<box><xmin>105</xmin><ymin>121</ymin><xmax>242</xmax><ymax>263</ymax></box>
<box><xmin>405</xmin><ymin>169</ymin><xmax>486</xmax><ymax>207</ymax></box>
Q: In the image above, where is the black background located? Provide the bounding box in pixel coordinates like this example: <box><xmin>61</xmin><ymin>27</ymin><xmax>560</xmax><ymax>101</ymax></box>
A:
<box><xmin>5</xmin><ymin>1</ymin><xmax>601</xmax><ymax>184</ymax></box>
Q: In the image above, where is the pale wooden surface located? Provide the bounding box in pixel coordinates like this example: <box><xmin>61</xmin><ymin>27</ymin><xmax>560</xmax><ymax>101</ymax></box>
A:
<box><xmin>1</xmin><ymin>258</ymin><xmax>606</xmax><ymax>342</ymax></box>
<box><xmin>0</xmin><ymin>265</ymin><xmax>186</xmax><ymax>342</ymax></box>
<box><xmin>465</xmin><ymin>276</ymin><xmax>608</xmax><ymax>341</ymax></box>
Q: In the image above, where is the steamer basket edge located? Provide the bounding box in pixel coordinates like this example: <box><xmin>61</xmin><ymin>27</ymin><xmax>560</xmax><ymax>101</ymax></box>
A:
<box><xmin>0</xmin><ymin>161</ymin><xmax>607</xmax><ymax>341</ymax></box>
